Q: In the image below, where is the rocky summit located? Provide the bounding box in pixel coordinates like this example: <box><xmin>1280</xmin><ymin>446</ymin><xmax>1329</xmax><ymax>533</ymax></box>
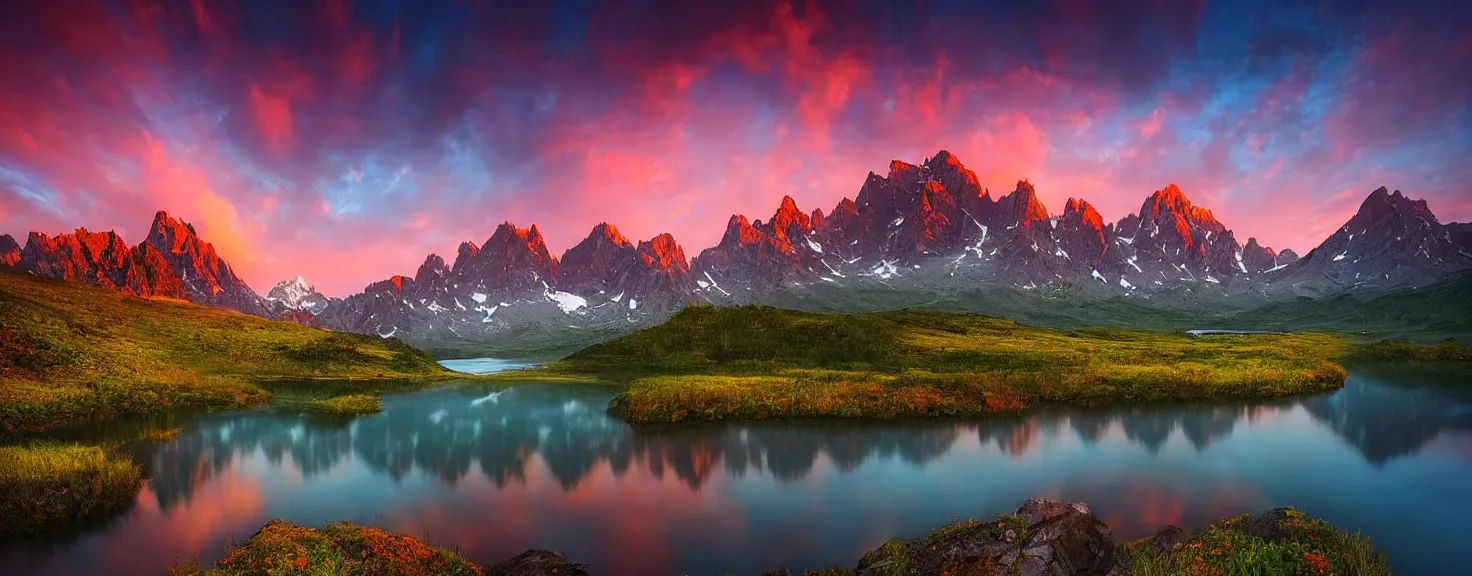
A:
<box><xmin>1269</xmin><ymin>187</ymin><xmax>1472</xmax><ymax>295</ymax></box>
<box><xmin>266</xmin><ymin>276</ymin><xmax>330</xmax><ymax>315</ymax></box>
<box><xmin>0</xmin><ymin>234</ymin><xmax>20</xmax><ymax>267</ymax></box>
<box><xmin>144</xmin><ymin>211</ymin><xmax>268</xmax><ymax>315</ymax></box>
<box><xmin>4</xmin><ymin>213</ymin><xmax>266</xmax><ymax>312</ymax></box>
<box><xmin>14</xmin><ymin>228</ymin><xmax>185</xmax><ymax>299</ymax></box>
<box><xmin>3</xmin><ymin>151</ymin><xmax>1468</xmax><ymax>351</ymax></box>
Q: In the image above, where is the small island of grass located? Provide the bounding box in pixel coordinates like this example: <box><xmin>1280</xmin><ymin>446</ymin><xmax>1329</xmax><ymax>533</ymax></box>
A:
<box><xmin>505</xmin><ymin>305</ymin><xmax>1364</xmax><ymax>423</ymax></box>
<box><xmin>276</xmin><ymin>394</ymin><xmax>385</xmax><ymax>416</ymax></box>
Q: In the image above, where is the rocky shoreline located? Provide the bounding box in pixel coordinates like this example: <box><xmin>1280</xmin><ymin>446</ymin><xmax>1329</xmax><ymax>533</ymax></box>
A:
<box><xmin>180</xmin><ymin>498</ymin><xmax>1388</xmax><ymax>575</ymax></box>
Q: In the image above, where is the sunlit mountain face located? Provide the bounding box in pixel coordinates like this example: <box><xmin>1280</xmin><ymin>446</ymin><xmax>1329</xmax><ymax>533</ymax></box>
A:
<box><xmin>1</xmin><ymin>0</ymin><xmax>1468</xmax><ymax>297</ymax></box>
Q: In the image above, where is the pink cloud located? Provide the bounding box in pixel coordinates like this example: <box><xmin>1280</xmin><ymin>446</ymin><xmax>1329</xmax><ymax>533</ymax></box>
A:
<box><xmin>1</xmin><ymin>0</ymin><xmax>1467</xmax><ymax>298</ymax></box>
<box><xmin>1139</xmin><ymin>108</ymin><xmax>1166</xmax><ymax>138</ymax></box>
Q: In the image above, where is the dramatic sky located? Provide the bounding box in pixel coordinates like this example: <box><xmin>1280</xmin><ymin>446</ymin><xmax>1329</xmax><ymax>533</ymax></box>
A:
<box><xmin>2</xmin><ymin>0</ymin><xmax>1469</xmax><ymax>296</ymax></box>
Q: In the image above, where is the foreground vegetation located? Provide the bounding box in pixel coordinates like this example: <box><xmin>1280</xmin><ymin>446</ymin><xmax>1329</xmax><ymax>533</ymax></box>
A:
<box><xmin>171</xmin><ymin>519</ymin><xmax>486</xmax><ymax>576</ymax></box>
<box><xmin>510</xmin><ymin>305</ymin><xmax>1362</xmax><ymax>423</ymax></box>
<box><xmin>174</xmin><ymin>501</ymin><xmax>1387</xmax><ymax>575</ymax></box>
<box><xmin>0</xmin><ymin>442</ymin><xmax>141</xmax><ymax>536</ymax></box>
<box><xmin>172</xmin><ymin>519</ymin><xmax>588</xmax><ymax>576</ymax></box>
<box><xmin>1117</xmin><ymin>509</ymin><xmax>1389</xmax><ymax>576</ymax></box>
<box><xmin>0</xmin><ymin>270</ymin><xmax>454</xmax><ymax>435</ymax></box>
<box><xmin>764</xmin><ymin>505</ymin><xmax>1387</xmax><ymax>576</ymax></box>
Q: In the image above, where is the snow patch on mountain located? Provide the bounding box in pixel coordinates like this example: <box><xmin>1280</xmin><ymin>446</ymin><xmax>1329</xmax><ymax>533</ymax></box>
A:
<box><xmin>266</xmin><ymin>276</ymin><xmax>328</xmax><ymax>313</ymax></box>
<box><xmin>547</xmin><ymin>291</ymin><xmax>588</xmax><ymax>313</ymax></box>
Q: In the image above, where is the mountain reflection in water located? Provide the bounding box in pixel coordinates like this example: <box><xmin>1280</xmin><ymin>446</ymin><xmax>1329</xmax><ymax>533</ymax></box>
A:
<box><xmin>2</xmin><ymin>365</ymin><xmax>1469</xmax><ymax>576</ymax></box>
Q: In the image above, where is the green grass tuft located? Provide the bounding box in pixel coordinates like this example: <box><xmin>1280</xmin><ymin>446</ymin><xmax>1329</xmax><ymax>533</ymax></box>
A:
<box><xmin>1121</xmin><ymin>509</ymin><xmax>1390</xmax><ymax>576</ymax></box>
<box><xmin>0</xmin><ymin>442</ymin><xmax>142</xmax><ymax>536</ymax></box>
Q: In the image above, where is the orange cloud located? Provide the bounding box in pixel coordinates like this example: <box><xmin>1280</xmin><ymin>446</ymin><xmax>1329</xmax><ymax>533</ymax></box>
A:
<box><xmin>139</xmin><ymin>131</ymin><xmax>259</xmax><ymax>269</ymax></box>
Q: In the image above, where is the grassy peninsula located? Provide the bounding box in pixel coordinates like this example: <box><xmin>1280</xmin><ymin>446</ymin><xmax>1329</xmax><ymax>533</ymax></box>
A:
<box><xmin>0</xmin><ymin>270</ymin><xmax>455</xmax><ymax>436</ymax></box>
<box><xmin>508</xmin><ymin>305</ymin><xmax>1357</xmax><ymax>423</ymax></box>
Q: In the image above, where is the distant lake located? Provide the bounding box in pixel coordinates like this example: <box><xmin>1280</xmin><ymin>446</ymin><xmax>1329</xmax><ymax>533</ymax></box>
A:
<box><xmin>3</xmin><ymin>363</ymin><xmax>1470</xmax><ymax>575</ymax></box>
<box><xmin>438</xmin><ymin>357</ymin><xmax>539</xmax><ymax>374</ymax></box>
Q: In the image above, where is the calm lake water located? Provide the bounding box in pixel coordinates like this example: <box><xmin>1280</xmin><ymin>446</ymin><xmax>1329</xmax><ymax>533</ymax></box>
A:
<box><xmin>3</xmin><ymin>363</ymin><xmax>1470</xmax><ymax>575</ymax></box>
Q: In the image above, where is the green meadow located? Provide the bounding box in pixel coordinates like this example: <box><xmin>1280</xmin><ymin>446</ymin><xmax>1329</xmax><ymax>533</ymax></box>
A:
<box><xmin>503</xmin><ymin>305</ymin><xmax>1461</xmax><ymax>424</ymax></box>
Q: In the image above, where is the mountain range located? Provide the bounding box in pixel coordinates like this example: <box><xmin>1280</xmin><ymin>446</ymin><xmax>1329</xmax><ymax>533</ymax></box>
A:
<box><xmin>4</xmin><ymin>150</ymin><xmax>1468</xmax><ymax>352</ymax></box>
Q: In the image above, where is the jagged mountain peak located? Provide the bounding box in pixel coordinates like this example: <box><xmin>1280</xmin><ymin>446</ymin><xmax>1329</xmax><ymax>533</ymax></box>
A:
<box><xmin>1350</xmin><ymin>187</ymin><xmax>1437</xmax><ymax>229</ymax></box>
<box><xmin>927</xmin><ymin>149</ymin><xmax>963</xmax><ymax>167</ymax></box>
<box><xmin>141</xmin><ymin>211</ymin><xmax>263</xmax><ymax>312</ymax></box>
<box><xmin>18</xmin><ymin>226</ymin><xmax>185</xmax><ymax>299</ymax></box>
<box><xmin>561</xmin><ymin>222</ymin><xmax>644</xmax><ymax>292</ymax></box>
<box><xmin>586</xmin><ymin>222</ymin><xmax>633</xmax><ymax>247</ymax></box>
<box><xmin>1139</xmin><ymin>184</ymin><xmax>1223</xmax><ymax>230</ymax></box>
<box><xmin>0</xmin><ymin>233</ymin><xmax>19</xmax><ymax>267</ymax></box>
<box><xmin>484</xmin><ymin>221</ymin><xmax>557</xmax><ymax>263</ymax></box>
<box><xmin>720</xmin><ymin>214</ymin><xmax>764</xmax><ymax>246</ymax></box>
<box><xmin>452</xmin><ymin>240</ymin><xmax>481</xmax><ymax>273</ymax></box>
<box><xmin>887</xmin><ymin>159</ymin><xmax>921</xmax><ymax>181</ymax></box>
<box><xmin>454</xmin><ymin>220</ymin><xmax>560</xmax><ymax>295</ymax></box>
<box><xmin>148</xmin><ymin>210</ymin><xmax>198</xmax><ymax>247</ymax></box>
<box><xmin>771</xmin><ymin>196</ymin><xmax>809</xmax><ymax>227</ymax></box>
<box><xmin>925</xmin><ymin>150</ymin><xmax>983</xmax><ymax>195</ymax></box>
<box><xmin>267</xmin><ymin>275</ymin><xmax>329</xmax><ymax>313</ymax></box>
<box><xmin>998</xmin><ymin>180</ymin><xmax>1050</xmax><ymax>227</ymax></box>
<box><xmin>417</xmin><ymin>254</ymin><xmax>449</xmax><ymax>277</ymax></box>
<box><xmin>1240</xmin><ymin>237</ymin><xmax>1280</xmax><ymax>273</ymax></box>
<box><xmin>637</xmin><ymin>233</ymin><xmax>689</xmax><ymax>271</ymax></box>
<box><xmin>1063</xmin><ymin>198</ymin><xmax>1104</xmax><ymax>232</ymax></box>
<box><xmin>1274</xmin><ymin>186</ymin><xmax>1468</xmax><ymax>293</ymax></box>
<box><xmin>767</xmin><ymin>196</ymin><xmax>813</xmax><ymax>246</ymax></box>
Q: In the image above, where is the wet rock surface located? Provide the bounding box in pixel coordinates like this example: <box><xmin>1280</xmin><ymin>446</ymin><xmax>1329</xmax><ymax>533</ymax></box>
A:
<box><xmin>853</xmin><ymin>498</ymin><xmax>1116</xmax><ymax>576</ymax></box>
<box><xmin>486</xmin><ymin>549</ymin><xmax>590</xmax><ymax>576</ymax></box>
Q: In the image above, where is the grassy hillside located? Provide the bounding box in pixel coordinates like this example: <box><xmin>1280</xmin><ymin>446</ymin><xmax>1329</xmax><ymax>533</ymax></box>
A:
<box><xmin>749</xmin><ymin>280</ymin><xmax>1224</xmax><ymax>332</ymax></box>
<box><xmin>520</xmin><ymin>305</ymin><xmax>1356</xmax><ymax>423</ymax></box>
<box><xmin>1220</xmin><ymin>273</ymin><xmax>1472</xmax><ymax>340</ymax></box>
<box><xmin>0</xmin><ymin>269</ymin><xmax>454</xmax><ymax>435</ymax></box>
